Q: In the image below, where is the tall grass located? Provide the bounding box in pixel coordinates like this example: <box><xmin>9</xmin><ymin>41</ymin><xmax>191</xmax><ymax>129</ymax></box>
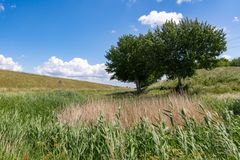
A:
<box><xmin>0</xmin><ymin>91</ymin><xmax>240</xmax><ymax>159</ymax></box>
<box><xmin>58</xmin><ymin>95</ymin><xmax>206</xmax><ymax>127</ymax></box>
<box><xmin>0</xmin><ymin>91</ymin><xmax>86</xmax><ymax>123</ymax></box>
<box><xmin>1</xmin><ymin>109</ymin><xmax>239</xmax><ymax>159</ymax></box>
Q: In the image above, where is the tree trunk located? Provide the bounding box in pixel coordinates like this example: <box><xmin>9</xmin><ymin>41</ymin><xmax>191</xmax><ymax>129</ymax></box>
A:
<box><xmin>177</xmin><ymin>77</ymin><xmax>184</xmax><ymax>94</ymax></box>
<box><xmin>135</xmin><ymin>79</ymin><xmax>142</xmax><ymax>93</ymax></box>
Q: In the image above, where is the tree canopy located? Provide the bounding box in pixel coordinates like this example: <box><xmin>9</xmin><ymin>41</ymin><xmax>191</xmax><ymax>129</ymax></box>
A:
<box><xmin>155</xmin><ymin>19</ymin><xmax>227</xmax><ymax>92</ymax></box>
<box><xmin>106</xmin><ymin>18</ymin><xmax>227</xmax><ymax>93</ymax></box>
<box><xmin>105</xmin><ymin>34</ymin><xmax>160</xmax><ymax>92</ymax></box>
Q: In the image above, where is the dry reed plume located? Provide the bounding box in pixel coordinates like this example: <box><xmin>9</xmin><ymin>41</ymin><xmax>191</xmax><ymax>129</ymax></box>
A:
<box><xmin>58</xmin><ymin>94</ymin><xmax>209</xmax><ymax>127</ymax></box>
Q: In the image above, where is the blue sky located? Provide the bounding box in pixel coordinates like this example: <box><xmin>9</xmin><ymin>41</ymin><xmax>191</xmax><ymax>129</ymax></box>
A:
<box><xmin>0</xmin><ymin>0</ymin><xmax>239</xmax><ymax>85</ymax></box>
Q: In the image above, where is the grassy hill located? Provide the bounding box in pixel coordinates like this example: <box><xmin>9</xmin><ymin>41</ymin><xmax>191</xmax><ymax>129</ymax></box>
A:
<box><xmin>0</xmin><ymin>70</ymin><xmax>116</xmax><ymax>90</ymax></box>
<box><xmin>1</xmin><ymin>67</ymin><xmax>238</xmax><ymax>93</ymax></box>
<box><xmin>148</xmin><ymin>67</ymin><xmax>240</xmax><ymax>94</ymax></box>
<box><xmin>0</xmin><ymin>67</ymin><xmax>240</xmax><ymax>159</ymax></box>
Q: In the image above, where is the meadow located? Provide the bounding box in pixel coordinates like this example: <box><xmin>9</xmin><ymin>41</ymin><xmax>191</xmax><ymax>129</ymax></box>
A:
<box><xmin>0</xmin><ymin>70</ymin><xmax>115</xmax><ymax>91</ymax></box>
<box><xmin>0</xmin><ymin>67</ymin><xmax>240</xmax><ymax>160</ymax></box>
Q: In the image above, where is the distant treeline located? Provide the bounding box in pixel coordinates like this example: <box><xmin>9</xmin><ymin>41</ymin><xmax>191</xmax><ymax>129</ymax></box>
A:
<box><xmin>217</xmin><ymin>57</ymin><xmax>240</xmax><ymax>67</ymax></box>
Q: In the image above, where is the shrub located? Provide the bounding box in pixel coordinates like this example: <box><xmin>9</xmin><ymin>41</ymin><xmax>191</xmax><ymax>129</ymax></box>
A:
<box><xmin>230</xmin><ymin>57</ymin><xmax>240</xmax><ymax>67</ymax></box>
<box><xmin>229</xmin><ymin>100</ymin><xmax>240</xmax><ymax>115</ymax></box>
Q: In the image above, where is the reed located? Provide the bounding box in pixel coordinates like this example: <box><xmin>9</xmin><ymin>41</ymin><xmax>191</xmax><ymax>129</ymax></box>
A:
<box><xmin>58</xmin><ymin>94</ymin><xmax>207</xmax><ymax>127</ymax></box>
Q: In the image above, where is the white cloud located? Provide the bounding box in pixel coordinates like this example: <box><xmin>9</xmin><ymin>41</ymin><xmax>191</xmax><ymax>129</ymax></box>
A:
<box><xmin>0</xmin><ymin>3</ymin><xmax>5</xmax><ymax>12</ymax></box>
<box><xmin>156</xmin><ymin>0</ymin><xmax>163</xmax><ymax>3</ymax></box>
<box><xmin>35</xmin><ymin>56</ymin><xmax>108</xmax><ymax>79</ymax></box>
<box><xmin>129</xmin><ymin>0</ymin><xmax>136</xmax><ymax>3</ymax></box>
<box><xmin>138</xmin><ymin>11</ymin><xmax>183</xmax><ymax>27</ymax></box>
<box><xmin>233</xmin><ymin>17</ymin><xmax>239</xmax><ymax>22</ymax></box>
<box><xmin>130</xmin><ymin>25</ymin><xmax>139</xmax><ymax>32</ymax></box>
<box><xmin>35</xmin><ymin>56</ymin><xmax>133</xmax><ymax>87</ymax></box>
<box><xmin>220</xmin><ymin>54</ymin><xmax>232</xmax><ymax>60</ymax></box>
<box><xmin>127</xmin><ymin>0</ymin><xmax>136</xmax><ymax>4</ymax></box>
<box><xmin>111</xmin><ymin>30</ymin><xmax>116</xmax><ymax>34</ymax></box>
<box><xmin>176</xmin><ymin>0</ymin><xmax>192</xmax><ymax>4</ymax></box>
<box><xmin>123</xmin><ymin>0</ymin><xmax>136</xmax><ymax>7</ymax></box>
<box><xmin>0</xmin><ymin>54</ymin><xmax>22</xmax><ymax>71</ymax></box>
<box><xmin>10</xmin><ymin>4</ymin><xmax>16</xmax><ymax>9</ymax></box>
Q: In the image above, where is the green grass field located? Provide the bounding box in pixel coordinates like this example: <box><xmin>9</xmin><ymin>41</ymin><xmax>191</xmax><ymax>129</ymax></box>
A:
<box><xmin>147</xmin><ymin>67</ymin><xmax>240</xmax><ymax>95</ymax></box>
<box><xmin>0</xmin><ymin>67</ymin><xmax>240</xmax><ymax>159</ymax></box>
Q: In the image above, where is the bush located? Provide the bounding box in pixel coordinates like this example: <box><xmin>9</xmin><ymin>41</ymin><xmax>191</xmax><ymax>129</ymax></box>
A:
<box><xmin>216</xmin><ymin>58</ymin><xmax>230</xmax><ymax>67</ymax></box>
<box><xmin>229</xmin><ymin>100</ymin><xmax>240</xmax><ymax>115</ymax></box>
<box><xmin>230</xmin><ymin>57</ymin><xmax>240</xmax><ymax>67</ymax></box>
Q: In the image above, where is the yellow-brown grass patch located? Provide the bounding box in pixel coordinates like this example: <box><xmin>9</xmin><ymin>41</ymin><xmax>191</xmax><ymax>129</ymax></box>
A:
<box><xmin>58</xmin><ymin>94</ymin><xmax>210</xmax><ymax>127</ymax></box>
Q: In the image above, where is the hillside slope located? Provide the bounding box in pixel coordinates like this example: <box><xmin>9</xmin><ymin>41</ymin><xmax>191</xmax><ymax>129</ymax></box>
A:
<box><xmin>0</xmin><ymin>70</ymin><xmax>116</xmax><ymax>90</ymax></box>
<box><xmin>148</xmin><ymin>67</ymin><xmax>240</xmax><ymax>94</ymax></box>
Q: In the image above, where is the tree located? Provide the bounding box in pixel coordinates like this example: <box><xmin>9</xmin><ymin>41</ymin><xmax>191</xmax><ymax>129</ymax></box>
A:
<box><xmin>154</xmin><ymin>19</ymin><xmax>227</xmax><ymax>93</ymax></box>
<box><xmin>216</xmin><ymin>58</ymin><xmax>230</xmax><ymax>67</ymax></box>
<box><xmin>230</xmin><ymin>57</ymin><xmax>240</xmax><ymax>66</ymax></box>
<box><xmin>105</xmin><ymin>34</ymin><xmax>159</xmax><ymax>92</ymax></box>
